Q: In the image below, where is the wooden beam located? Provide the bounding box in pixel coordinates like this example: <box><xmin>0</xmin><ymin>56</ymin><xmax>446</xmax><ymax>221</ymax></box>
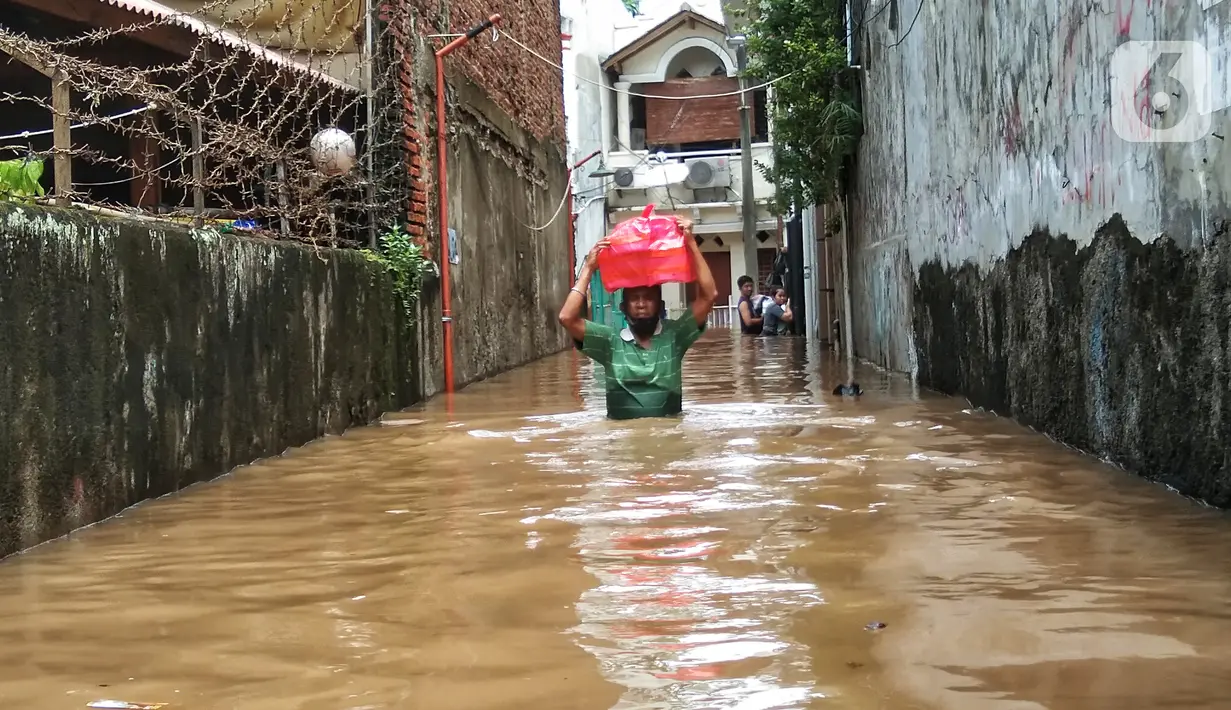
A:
<box><xmin>51</xmin><ymin>70</ymin><xmax>72</xmax><ymax>206</ymax></box>
<box><xmin>191</xmin><ymin>116</ymin><xmax>204</xmax><ymax>226</ymax></box>
<box><xmin>0</xmin><ymin>40</ymin><xmax>55</xmax><ymax>78</ymax></box>
<box><xmin>8</xmin><ymin>0</ymin><xmax>205</xmax><ymax>61</ymax></box>
<box><xmin>191</xmin><ymin>42</ymin><xmax>209</xmax><ymax>227</ymax></box>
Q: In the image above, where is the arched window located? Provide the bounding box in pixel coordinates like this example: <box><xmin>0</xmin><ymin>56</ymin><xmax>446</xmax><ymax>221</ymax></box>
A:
<box><xmin>663</xmin><ymin>46</ymin><xmax>726</xmax><ymax>80</ymax></box>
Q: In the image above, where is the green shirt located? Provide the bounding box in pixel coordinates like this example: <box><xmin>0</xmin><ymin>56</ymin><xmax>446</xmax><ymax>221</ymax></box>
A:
<box><xmin>575</xmin><ymin>315</ymin><xmax>707</xmax><ymax>420</ymax></box>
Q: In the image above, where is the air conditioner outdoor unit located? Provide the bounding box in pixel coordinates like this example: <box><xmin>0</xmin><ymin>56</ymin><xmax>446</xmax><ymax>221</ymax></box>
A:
<box><xmin>611</xmin><ymin>163</ymin><xmax>690</xmax><ymax>190</ymax></box>
<box><xmin>684</xmin><ymin>157</ymin><xmax>732</xmax><ymax>189</ymax></box>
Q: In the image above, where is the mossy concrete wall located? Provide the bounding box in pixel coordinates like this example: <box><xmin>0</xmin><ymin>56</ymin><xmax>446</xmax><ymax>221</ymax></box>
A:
<box><xmin>407</xmin><ymin>59</ymin><xmax>572</xmax><ymax>396</ymax></box>
<box><xmin>913</xmin><ymin>216</ymin><xmax>1231</xmax><ymax>505</ymax></box>
<box><xmin>0</xmin><ymin>203</ymin><xmax>416</xmax><ymax>557</ymax></box>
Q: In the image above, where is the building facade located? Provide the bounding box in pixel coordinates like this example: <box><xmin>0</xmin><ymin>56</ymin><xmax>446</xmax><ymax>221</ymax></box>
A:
<box><xmin>562</xmin><ymin>0</ymin><xmax>784</xmax><ymax>323</ymax></box>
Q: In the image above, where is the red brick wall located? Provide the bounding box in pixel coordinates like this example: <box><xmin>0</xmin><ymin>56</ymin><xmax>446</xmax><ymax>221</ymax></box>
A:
<box><xmin>384</xmin><ymin>6</ymin><xmax>433</xmax><ymax>257</ymax></box>
<box><xmin>409</xmin><ymin>0</ymin><xmax>565</xmax><ymax>144</ymax></box>
<box><xmin>381</xmin><ymin>0</ymin><xmax>564</xmax><ymax>260</ymax></box>
<box><xmin>645</xmin><ymin>77</ymin><xmax>740</xmax><ymax>145</ymax></box>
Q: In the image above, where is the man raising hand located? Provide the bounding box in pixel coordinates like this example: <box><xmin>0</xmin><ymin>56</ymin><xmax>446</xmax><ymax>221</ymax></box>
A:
<box><xmin>558</xmin><ymin>218</ymin><xmax>718</xmax><ymax>420</ymax></box>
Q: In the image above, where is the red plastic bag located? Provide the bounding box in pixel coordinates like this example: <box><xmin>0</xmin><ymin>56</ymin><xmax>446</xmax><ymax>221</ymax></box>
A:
<box><xmin>597</xmin><ymin>204</ymin><xmax>696</xmax><ymax>292</ymax></box>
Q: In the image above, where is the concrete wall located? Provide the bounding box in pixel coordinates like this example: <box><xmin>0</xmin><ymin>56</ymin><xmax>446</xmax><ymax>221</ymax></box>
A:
<box><xmin>850</xmin><ymin>0</ymin><xmax>1231</xmax><ymax>504</ymax></box>
<box><xmin>386</xmin><ymin>0</ymin><xmax>570</xmax><ymax>395</ymax></box>
<box><xmin>413</xmin><ymin>77</ymin><xmax>574</xmax><ymax>394</ymax></box>
<box><xmin>386</xmin><ymin>0</ymin><xmax>574</xmax><ymax>396</ymax></box>
<box><xmin>0</xmin><ymin>0</ymin><xmax>575</xmax><ymax>555</ymax></box>
<box><xmin>0</xmin><ymin>203</ymin><xmax>416</xmax><ymax>557</ymax></box>
<box><xmin>561</xmin><ymin>0</ymin><xmax>633</xmax><ymax>271</ymax></box>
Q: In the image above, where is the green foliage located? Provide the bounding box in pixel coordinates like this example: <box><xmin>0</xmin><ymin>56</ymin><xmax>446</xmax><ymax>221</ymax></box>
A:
<box><xmin>621</xmin><ymin>0</ymin><xmax>639</xmax><ymax>15</ymax></box>
<box><xmin>361</xmin><ymin>225</ymin><xmax>435</xmax><ymax>327</ymax></box>
<box><xmin>741</xmin><ymin>0</ymin><xmax>862</xmax><ymax>212</ymax></box>
<box><xmin>0</xmin><ymin>158</ymin><xmax>46</xmax><ymax>201</ymax></box>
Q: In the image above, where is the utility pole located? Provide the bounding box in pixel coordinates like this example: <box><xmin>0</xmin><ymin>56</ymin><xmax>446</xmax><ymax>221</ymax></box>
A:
<box><xmin>734</xmin><ymin>39</ymin><xmax>758</xmax><ymax>284</ymax></box>
<box><xmin>786</xmin><ymin>203</ymin><xmax>805</xmax><ymax>338</ymax></box>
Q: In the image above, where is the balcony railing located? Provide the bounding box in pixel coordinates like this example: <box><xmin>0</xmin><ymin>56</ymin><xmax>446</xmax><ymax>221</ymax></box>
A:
<box><xmin>664</xmin><ymin>296</ymin><xmax>738</xmax><ymax>329</ymax></box>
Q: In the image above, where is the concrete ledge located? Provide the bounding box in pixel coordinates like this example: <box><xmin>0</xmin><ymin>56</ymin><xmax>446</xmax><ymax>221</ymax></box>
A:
<box><xmin>0</xmin><ymin>203</ymin><xmax>417</xmax><ymax>556</ymax></box>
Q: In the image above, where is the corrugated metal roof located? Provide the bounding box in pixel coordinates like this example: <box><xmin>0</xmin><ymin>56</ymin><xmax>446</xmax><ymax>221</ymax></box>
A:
<box><xmin>99</xmin><ymin>0</ymin><xmax>359</xmax><ymax>91</ymax></box>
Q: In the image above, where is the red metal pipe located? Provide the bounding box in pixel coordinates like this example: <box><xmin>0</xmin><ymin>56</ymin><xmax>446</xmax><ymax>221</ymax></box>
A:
<box><xmin>573</xmin><ymin>148</ymin><xmax>602</xmax><ymax>170</ymax></box>
<box><xmin>566</xmin><ymin>149</ymin><xmax>600</xmax><ymax>405</ymax></box>
<box><xmin>435</xmin><ymin>13</ymin><xmax>501</xmax><ymax>396</ymax></box>
<box><xmin>567</xmin><ymin>185</ymin><xmax>575</xmax><ymax>288</ymax></box>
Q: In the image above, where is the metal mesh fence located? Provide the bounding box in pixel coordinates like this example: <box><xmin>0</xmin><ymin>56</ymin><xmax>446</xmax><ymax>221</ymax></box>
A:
<box><xmin>0</xmin><ymin>0</ymin><xmax>410</xmax><ymax>248</ymax></box>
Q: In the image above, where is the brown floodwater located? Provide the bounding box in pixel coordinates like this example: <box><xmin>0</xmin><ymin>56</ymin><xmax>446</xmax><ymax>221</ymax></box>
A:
<box><xmin>2</xmin><ymin>330</ymin><xmax>1231</xmax><ymax>710</ymax></box>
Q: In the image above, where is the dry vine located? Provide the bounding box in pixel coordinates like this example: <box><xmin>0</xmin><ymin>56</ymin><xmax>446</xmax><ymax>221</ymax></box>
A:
<box><xmin>0</xmin><ymin>0</ymin><xmax>410</xmax><ymax>248</ymax></box>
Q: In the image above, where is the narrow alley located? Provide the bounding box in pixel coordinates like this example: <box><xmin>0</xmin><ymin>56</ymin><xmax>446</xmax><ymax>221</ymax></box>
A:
<box><xmin>0</xmin><ymin>330</ymin><xmax>1228</xmax><ymax>709</ymax></box>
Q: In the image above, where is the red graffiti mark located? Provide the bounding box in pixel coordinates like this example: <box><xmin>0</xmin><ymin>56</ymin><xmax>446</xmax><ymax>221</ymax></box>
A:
<box><xmin>1117</xmin><ymin>0</ymin><xmax>1134</xmax><ymax>36</ymax></box>
<box><xmin>1061</xmin><ymin>118</ymin><xmax>1120</xmax><ymax>208</ymax></box>
<box><xmin>1109</xmin><ymin>68</ymin><xmax>1153</xmax><ymax>143</ymax></box>
<box><xmin>1057</xmin><ymin>4</ymin><xmax>1088</xmax><ymax>111</ymax></box>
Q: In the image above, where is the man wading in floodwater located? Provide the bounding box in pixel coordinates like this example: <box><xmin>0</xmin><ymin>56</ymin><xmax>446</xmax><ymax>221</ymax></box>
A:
<box><xmin>558</xmin><ymin>217</ymin><xmax>718</xmax><ymax>420</ymax></box>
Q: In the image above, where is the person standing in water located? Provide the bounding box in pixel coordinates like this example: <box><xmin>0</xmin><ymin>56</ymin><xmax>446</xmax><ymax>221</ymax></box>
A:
<box><xmin>736</xmin><ymin>275</ymin><xmax>768</xmax><ymax>335</ymax></box>
<box><xmin>558</xmin><ymin>218</ymin><xmax>718</xmax><ymax>420</ymax></box>
<box><xmin>760</xmin><ymin>287</ymin><xmax>794</xmax><ymax>336</ymax></box>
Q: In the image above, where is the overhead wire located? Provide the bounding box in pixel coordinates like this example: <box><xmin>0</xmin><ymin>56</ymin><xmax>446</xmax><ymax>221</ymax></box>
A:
<box><xmin>503</xmin><ymin>0</ymin><xmax>895</xmax><ymax>103</ymax></box>
<box><xmin>501</xmin><ymin>30</ymin><xmax>793</xmax><ymax>101</ymax></box>
<box><xmin>886</xmin><ymin>0</ymin><xmax>924</xmax><ymax>48</ymax></box>
<box><xmin>0</xmin><ymin>103</ymin><xmax>156</xmax><ymax>143</ymax></box>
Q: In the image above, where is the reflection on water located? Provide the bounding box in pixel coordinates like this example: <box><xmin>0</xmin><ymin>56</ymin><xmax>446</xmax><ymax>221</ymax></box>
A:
<box><xmin>1</xmin><ymin>330</ymin><xmax>1231</xmax><ymax>709</ymax></box>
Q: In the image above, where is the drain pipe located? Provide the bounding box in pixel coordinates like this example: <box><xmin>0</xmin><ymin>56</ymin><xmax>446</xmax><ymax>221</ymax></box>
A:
<box><xmin>566</xmin><ymin>148</ymin><xmax>601</xmax><ymax>406</ymax></box>
<box><xmin>839</xmin><ymin>192</ymin><xmax>856</xmax><ymax>382</ymax></box>
<box><xmin>435</xmin><ymin>13</ymin><xmax>501</xmax><ymax>395</ymax></box>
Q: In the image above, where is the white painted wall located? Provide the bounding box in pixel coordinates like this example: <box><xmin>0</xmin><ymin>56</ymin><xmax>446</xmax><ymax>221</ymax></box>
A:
<box><xmin>563</xmin><ymin>0</ymin><xmax>782</xmax><ymax>317</ymax></box>
<box><xmin>801</xmin><ymin>205</ymin><xmax>820</xmax><ymax>342</ymax></box>
<box><xmin>560</xmin><ymin>0</ymin><xmax>633</xmax><ymax>272</ymax></box>
<box><xmin>852</xmin><ymin>0</ymin><xmax>1231</xmax><ymax>373</ymax></box>
<box><xmin>665</xmin><ymin>46</ymin><xmax>727</xmax><ymax>77</ymax></box>
<box><xmin>614</xmin><ymin>25</ymin><xmax>735</xmax><ymax>81</ymax></box>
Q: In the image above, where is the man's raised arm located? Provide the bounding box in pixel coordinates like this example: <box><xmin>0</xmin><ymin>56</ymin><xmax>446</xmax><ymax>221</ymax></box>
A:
<box><xmin>558</xmin><ymin>238</ymin><xmax>608</xmax><ymax>342</ymax></box>
<box><xmin>679</xmin><ymin>219</ymin><xmax>717</xmax><ymax>327</ymax></box>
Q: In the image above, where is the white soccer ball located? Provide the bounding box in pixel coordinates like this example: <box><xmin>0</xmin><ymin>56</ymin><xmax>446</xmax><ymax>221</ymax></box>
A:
<box><xmin>309</xmin><ymin>128</ymin><xmax>357</xmax><ymax>176</ymax></box>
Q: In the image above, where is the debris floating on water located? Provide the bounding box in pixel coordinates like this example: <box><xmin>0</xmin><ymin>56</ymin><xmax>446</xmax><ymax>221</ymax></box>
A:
<box><xmin>87</xmin><ymin>701</ymin><xmax>168</xmax><ymax>710</ymax></box>
<box><xmin>833</xmin><ymin>383</ymin><xmax>864</xmax><ymax>397</ymax></box>
<box><xmin>379</xmin><ymin>417</ymin><xmax>425</xmax><ymax>427</ymax></box>
<box><xmin>864</xmin><ymin>621</ymin><xmax>886</xmax><ymax>631</ymax></box>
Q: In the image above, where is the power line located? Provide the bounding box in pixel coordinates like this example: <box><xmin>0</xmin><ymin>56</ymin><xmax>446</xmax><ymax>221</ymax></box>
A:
<box><xmin>886</xmin><ymin>0</ymin><xmax>924</xmax><ymax>48</ymax></box>
<box><xmin>502</xmin><ymin>31</ymin><xmax>793</xmax><ymax>100</ymax></box>
<box><xmin>0</xmin><ymin>102</ymin><xmax>156</xmax><ymax>143</ymax></box>
<box><xmin>505</xmin><ymin>0</ymin><xmax>893</xmax><ymax>101</ymax></box>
